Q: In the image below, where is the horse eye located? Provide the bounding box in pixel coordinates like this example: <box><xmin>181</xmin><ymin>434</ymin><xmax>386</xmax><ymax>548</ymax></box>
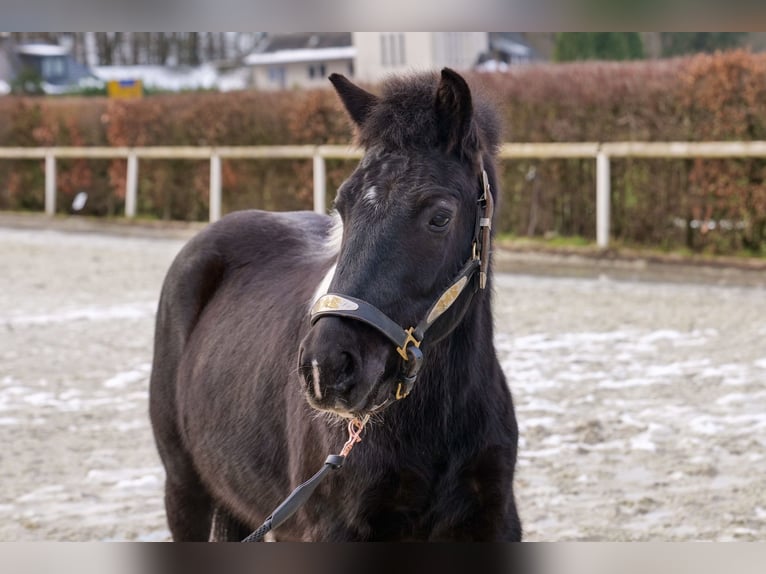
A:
<box><xmin>429</xmin><ymin>214</ymin><xmax>451</xmax><ymax>229</ymax></box>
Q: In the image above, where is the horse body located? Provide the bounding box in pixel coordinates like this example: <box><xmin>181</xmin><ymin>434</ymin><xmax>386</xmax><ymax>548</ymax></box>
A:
<box><xmin>150</xmin><ymin>69</ymin><xmax>521</xmax><ymax>541</ymax></box>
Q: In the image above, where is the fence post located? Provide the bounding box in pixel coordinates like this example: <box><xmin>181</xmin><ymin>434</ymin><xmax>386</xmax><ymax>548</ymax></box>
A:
<box><xmin>209</xmin><ymin>152</ymin><xmax>222</xmax><ymax>222</ymax></box>
<box><xmin>125</xmin><ymin>152</ymin><xmax>138</xmax><ymax>218</ymax></box>
<box><xmin>313</xmin><ymin>150</ymin><xmax>326</xmax><ymax>215</ymax></box>
<box><xmin>45</xmin><ymin>151</ymin><xmax>56</xmax><ymax>216</ymax></box>
<box><xmin>596</xmin><ymin>151</ymin><xmax>611</xmax><ymax>249</ymax></box>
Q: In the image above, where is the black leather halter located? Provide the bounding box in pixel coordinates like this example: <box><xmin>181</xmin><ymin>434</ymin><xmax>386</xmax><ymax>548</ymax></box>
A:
<box><xmin>309</xmin><ymin>166</ymin><xmax>494</xmax><ymax>408</ymax></box>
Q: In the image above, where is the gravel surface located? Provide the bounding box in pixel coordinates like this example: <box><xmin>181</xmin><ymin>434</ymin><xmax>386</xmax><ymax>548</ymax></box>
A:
<box><xmin>1</xmin><ymin>225</ymin><xmax>765</xmax><ymax>541</ymax></box>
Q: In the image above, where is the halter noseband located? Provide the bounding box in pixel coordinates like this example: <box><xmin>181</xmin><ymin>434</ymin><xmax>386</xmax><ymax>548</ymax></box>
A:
<box><xmin>309</xmin><ymin>166</ymin><xmax>494</xmax><ymax>408</ymax></box>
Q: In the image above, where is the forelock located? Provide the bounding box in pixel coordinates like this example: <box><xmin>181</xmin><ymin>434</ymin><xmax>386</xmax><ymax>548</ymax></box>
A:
<box><xmin>356</xmin><ymin>72</ymin><xmax>501</xmax><ymax>155</ymax></box>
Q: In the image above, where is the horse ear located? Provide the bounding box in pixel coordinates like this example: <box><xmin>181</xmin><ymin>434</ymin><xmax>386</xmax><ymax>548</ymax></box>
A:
<box><xmin>329</xmin><ymin>74</ymin><xmax>378</xmax><ymax>127</ymax></box>
<box><xmin>435</xmin><ymin>68</ymin><xmax>478</xmax><ymax>156</ymax></box>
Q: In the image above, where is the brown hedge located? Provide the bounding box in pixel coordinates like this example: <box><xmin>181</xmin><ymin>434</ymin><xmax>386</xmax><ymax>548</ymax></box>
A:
<box><xmin>1</xmin><ymin>51</ymin><xmax>765</xmax><ymax>253</ymax></box>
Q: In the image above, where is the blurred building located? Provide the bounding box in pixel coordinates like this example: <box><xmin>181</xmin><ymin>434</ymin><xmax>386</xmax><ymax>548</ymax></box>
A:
<box><xmin>0</xmin><ymin>35</ymin><xmax>13</xmax><ymax>94</ymax></box>
<box><xmin>352</xmin><ymin>32</ymin><xmax>489</xmax><ymax>83</ymax></box>
<box><xmin>0</xmin><ymin>36</ymin><xmax>102</xmax><ymax>95</ymax></box>
<box><xmin>243</xmin><ymin>32</ymin><xmax>493</xmax><ymax>89</ymax></box>
<box><xmin>490</xmin><ymin>33</ymin><xmax>538</xmax><ymax>63</ymax></box>
<box><xmin>0</xmin><ymin>32</ymin><xmax>541</xmax><ymax>96</ymax></box>
<box><xmin>244</xmin><ymin>33</ymin><xmax>355</xmax><ymax>90</ymax></box>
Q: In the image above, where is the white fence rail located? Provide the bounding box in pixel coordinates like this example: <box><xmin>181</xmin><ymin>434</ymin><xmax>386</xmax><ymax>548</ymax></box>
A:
<box><xmin>3</xmin><ymin>141</ymin><xmax>766</xmax><ymax>248</ymax></box>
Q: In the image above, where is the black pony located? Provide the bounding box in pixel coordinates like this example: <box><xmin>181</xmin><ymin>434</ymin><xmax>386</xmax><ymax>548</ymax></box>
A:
<box><xmin>149</xmin><ymin>68</ymin><xmax>521</xmax><ymax>541</ymax></box>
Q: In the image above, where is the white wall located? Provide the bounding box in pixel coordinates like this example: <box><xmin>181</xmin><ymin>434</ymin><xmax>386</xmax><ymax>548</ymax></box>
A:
<box><xmin>431</xmin><ymin>32</ymin><xmax>488</xmax><ymax>70</ymax></box>
<box><xmin>251</xmin><ymin>58</ymin><xmax>354</xmax><ymax>91</ymax></box>
<box><xmin>353</xmin><ymin>32</ymin><xmax>432</xmax><ymax>83</ymax></box>
<box><xmin>353</xmin><ymin>32</ymin><xmax>488</xmax><ymax>84</ymax></box>
<box><xmin>249</xmin><ymin>33</ymin><xmax>491</xmax><ymax>89</ymax></box>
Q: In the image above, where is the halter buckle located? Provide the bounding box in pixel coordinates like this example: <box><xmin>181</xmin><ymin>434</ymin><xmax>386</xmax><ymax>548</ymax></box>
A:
<box><xmin>395</xmin><ymin>327</ymin><xmax>421</xmax><ymax>361</ymax></box>
<box><xmin>395</xmin><ymin>345</ymin><xmax>423</xmax><ymax>400</ymax></box>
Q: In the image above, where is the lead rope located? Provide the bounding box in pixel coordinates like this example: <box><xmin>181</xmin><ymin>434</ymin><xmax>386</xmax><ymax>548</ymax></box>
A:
<box><xmin>241</xmin><ymin>415</ymin><xmax>370</xmax><ymax>542</ymax></box>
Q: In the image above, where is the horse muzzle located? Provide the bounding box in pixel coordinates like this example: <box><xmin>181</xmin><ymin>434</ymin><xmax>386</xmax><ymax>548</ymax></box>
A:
<box><xmin>298</xmin><ymin>316</ymin><xmax>392</xmax><ymax>416</ymax></box>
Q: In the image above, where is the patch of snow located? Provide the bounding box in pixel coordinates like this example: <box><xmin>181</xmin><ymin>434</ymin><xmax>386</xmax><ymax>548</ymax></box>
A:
<box><xmin>520</xmin><ymin>447</ymin><xmax>564</xmax><ymax>458</ymax></box>
<box><xmin>116</xmin><ymin>475</ymin><xmax>159</xmax><ymax>489</ymax></box>
<box><xmin>137</xmin><ymin>529</ymin><xmax>170</xmax><ymax>542</ymax></box>
<box><xmin>93</xmin><ymin>64</ymin><xmax>249</xmax><ymax>92</ymax></box>
<box><xmin>113</xmin><ymin>420</ymin><xmax>146</xmax><ymax>432</ymax></box>
<box><xmin>3</xmin><ymin>302</ymin><xmax>156</xmax><ymax>327</ymax></box>
<box><xmin>103</xmin><ymin>364</ymin><xmax>150</xmax><ymax>389</ymax></box>
<box><xmin>516</xmin><ymin>398</ymin><xmax>565</xmax><ymax>414</ymax></box>
<box><xmin>518</xmin><ymin>416</ymin><xmax>556</xmax><ymax>429</ymax></box>
<box><xmin>630</xmin><ymin>431</ymin><xmax>657</xmax><ymax>452</ymax></box>
<box><xmin>639</xmin><ymin>329</ymin><xmax>685</xmax><ymax>343</ymax></box>
<box><xmin>86</xmin><ymin>467</ymin><xmax>162</xmax><ymax>486</ymax></box>
<box><xmin>599</xmin><ymin>377</ymin><xmax>670</xmax><ymax>390</ymax></box>
<box><xmin>17</xmin><ymin>485</ymin><xmax>66</xmax><ymax>503</ymax></box>
<box><xmin>716</xmin><ymin>393</ymin><xmax>749</xmax><ymax>405</ymax></box>
<box><xmin>689</xmin><ymin>416</ymin><xmax>722</xmax><ymax>435</ymax></box>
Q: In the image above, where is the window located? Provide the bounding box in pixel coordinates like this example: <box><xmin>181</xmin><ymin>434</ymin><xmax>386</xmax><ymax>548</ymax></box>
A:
<box><xmin>381</xmin><ymin>33</ymin><xmax>406</xmax><ymax>67</ymax></box>
<box><xmin>308</xmin><ymin>64</ymin><xmax>327</xmax><ymax>79</ymax></box>
<box><xmin>41</xmin><ymin>56</ymin><xmax>67</xmax><ymax>80</ymax></box>
<box><xmin>268</xmin><ymin>66</ymin><xmax>286</xmax><ymax>88</ymax></box>
<box><xmin>381</xmin><ymin>35</ymin><xmax>388</xmax><ymax>66</ymax></box>
<box><xmin>439</xmin><ymin>32</ymin><xmax>462</xmax><ymax>67</ymax></box>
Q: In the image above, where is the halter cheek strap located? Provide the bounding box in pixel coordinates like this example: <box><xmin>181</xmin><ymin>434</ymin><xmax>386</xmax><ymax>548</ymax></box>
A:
<box><xmin>309</xmin><ymin>168</ymin><xmax>493</xmax><ymax>406</ymax></box>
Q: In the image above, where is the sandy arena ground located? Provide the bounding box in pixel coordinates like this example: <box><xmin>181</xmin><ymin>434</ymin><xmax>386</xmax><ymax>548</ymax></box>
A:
<box><xmin>1</xmin><ymin>223</ymin><xmax>765</xmax><ymax>541</ymax></box>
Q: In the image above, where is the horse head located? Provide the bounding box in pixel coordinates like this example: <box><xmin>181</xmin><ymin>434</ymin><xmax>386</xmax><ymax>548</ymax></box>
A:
<box><xmin>298</xmin><ymin>68</ymin><xmax>499</xmax><ymax>418</ymax></box>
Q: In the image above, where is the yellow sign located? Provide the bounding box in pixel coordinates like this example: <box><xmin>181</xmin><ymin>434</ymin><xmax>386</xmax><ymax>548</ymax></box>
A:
<box><xmin>107</xmin><ymin>79</ymin><xmax>143</xmax><ymax>99</ymax></box>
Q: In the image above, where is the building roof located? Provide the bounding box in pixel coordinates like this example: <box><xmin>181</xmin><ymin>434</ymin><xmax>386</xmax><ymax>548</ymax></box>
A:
<box><xmin>244</xmin><ymin>46</ymin><xmax>355</xmax><ymax>66</ymax></box>
<box><xmin>488</xmin><ymin>33</ymin><xmax>537</xmax><ymax>58</ymax></box>
<box><xmin>244</xmin><ymin>33</ymin><xmax>354</xmax><ymax>66</ymax></box>
<box><xmin>258</xmin><ymin>33</ymin><xmax>352</xmax><ymax>53</ymax></box>
<box><xmin>14</xmin><ymin>43</ymin><xmax>70</xmax><ymax>57</ymax></box>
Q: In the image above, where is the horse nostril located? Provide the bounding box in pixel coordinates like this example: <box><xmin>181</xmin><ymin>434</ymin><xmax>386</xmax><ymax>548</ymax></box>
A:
<box><xmin>313</xmin><ymin>350</ymin><xmax>358</xmax><ymax>395</ymax></box>
<box><xmin>340</xmin><ymin>352</ymin><xmax>355</xmax><ymax>380</ymax></box>
<box><xmin>299</xmin><ymin>337</ymin><xmax>361</xmax><ymax>401</ymax></box>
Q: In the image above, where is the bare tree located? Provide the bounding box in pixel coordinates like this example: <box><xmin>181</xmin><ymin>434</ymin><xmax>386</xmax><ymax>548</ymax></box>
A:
<box><xmin>6</xmin><ymin>32</ymin><xmax>263</xmax><ymax>67</ymax></box>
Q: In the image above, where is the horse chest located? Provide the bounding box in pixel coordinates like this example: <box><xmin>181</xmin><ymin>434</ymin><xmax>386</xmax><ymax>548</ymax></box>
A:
<box><xmin>299</xmin><ymin>448</ymin><xmax>505</xmax><ymax>541</ymax></box>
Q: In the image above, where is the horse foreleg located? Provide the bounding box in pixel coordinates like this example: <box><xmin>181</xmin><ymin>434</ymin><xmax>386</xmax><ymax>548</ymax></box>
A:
<box><xmin>163</xmin><ymin>469</ymin><xmax>215</xmax><ymax>541</ymax></box>
<box><xmin>209</xmin><ymin>506</ymin><xmax>251</xmax><ymax>541</ymax></box>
